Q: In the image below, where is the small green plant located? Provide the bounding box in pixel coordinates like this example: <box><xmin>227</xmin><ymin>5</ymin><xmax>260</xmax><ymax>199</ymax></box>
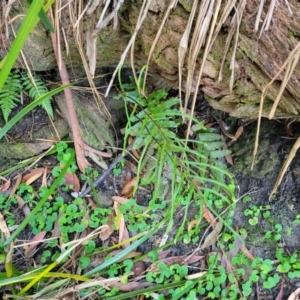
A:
<box><xmin>89</xmin><ymin>206</ymin><xmax>113</xmax><ymax>228</ymax></box>
<box><xmin>119</xmin><ymin>199</ymin><xmax>150</xmax><ymax>232</ymax></box>
<box><xmin>52</xmin><ymin>141</ymin><xmax>78</xmax><ymax>185</ymax></box>
<box><xmin>113</xmin><ymin>165</ymin><xmax>122</xmax><ymax>176</ymax></box>
<box><xmin>265</xmin><ymin>223</ymin><xmax>283</xmax><ymax>241</ymax></box>
<box><xmin>0</xmin><ymin>194</ymin><xmax>18</xmax><ymax>227</ymax></box>
<box><xmin>0</xmin><ymin>70</ymin><xmax>53</xmax><ymax>122</ymax></box>
<box><xmin>243</xmin><ymin>203</ymin><xmax>272</xmax><ymax>226</ymax></box>
<box><xmin>293</xmin><ymin>214</ymin><xmax>300</xmax><ymax>224</ymax></box>
<box><xmin>17</xmin><ymin>183</ymin><xmax>37</xmax><ymax>208</ymax></box>
<box><xmin>276</xmin><ymin>248</ymin><xmax>300</xmax><ymax>278</ymax></box>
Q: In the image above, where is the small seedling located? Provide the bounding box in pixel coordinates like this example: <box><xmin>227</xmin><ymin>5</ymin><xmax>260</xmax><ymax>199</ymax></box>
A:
<box><xmin>244</xmin><ymin>204</ymin><xmax>272</xmax><ymax>226</ymax></box>
<box><xmin>113</xmin><ymin>166</ymin><xmax>122</xmax><ymax>176</ymax></box>
<box><xmin>293</xmin><ymin>214</ymin><xmax>300</xmax><ymax>225</ymax></box>
<box><xmin>265</xmin><ymin>223</ymin><xmax>282</xmax><ymax>241</ymax></box>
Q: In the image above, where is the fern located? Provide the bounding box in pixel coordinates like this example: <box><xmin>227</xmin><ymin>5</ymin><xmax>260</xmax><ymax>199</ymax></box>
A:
<box><xmin>0</xmin><ymin>70</ymin><xmax>22</xmax><ymax>122</ymax></box>
<box><xmin>21</xmin><ymin>72</ymin><xmax>53</xmax><ymax>118</ymax></box>
<box><xmin>0</xmin><ymin>70</ymin><xmax>53</xmax><ymax>122</ymax></box>
<box><xmin>119</xmin><ymin>76</ymin><xmax>236</xmax><ymax>239</ymax></box>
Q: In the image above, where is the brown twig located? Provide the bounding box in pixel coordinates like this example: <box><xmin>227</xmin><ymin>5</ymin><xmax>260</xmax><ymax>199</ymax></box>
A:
<box><xmin>50</xmin><ymin>31</ymin><xmax>91</xmax><ymax>172</ymax></box>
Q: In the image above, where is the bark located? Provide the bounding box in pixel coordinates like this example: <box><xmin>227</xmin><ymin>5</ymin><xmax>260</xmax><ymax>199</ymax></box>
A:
<box><xmin>2</xmin><ymin>0</ymin><xmax>300</xmax><ymax>119</ymax></box>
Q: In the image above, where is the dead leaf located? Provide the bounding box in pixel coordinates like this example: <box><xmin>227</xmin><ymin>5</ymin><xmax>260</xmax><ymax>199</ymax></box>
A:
<box><xmin>24</xmin><ymin>231</ymin><xmax>47</xmax><ymax>257</ymax></box>
<box><xmin>119</xmin><ymin>213</ymin><xmax>130</xmax><ymax>248</ymax></box>
<box><xmin>185</xmin><ymin>255</ymin><xmax>205</xmax><ymax>265</ymax></box>
<box><xmin>64</xmin><ymin>172</ymin><xmax>80</xmax><ymax>192</ymax></box>
<box><xmin>113</xmin><ymin>201</ymin><xmax>130</xmax><ymax>247</ymax></box>
<box><xmin>128</xmin><ymin>136</ymin><xmax>140</xmax><ymax>159</ymax></box>
<box><xmin>200</xmin><ymin>222</ymin><xmax>223</xmax><ymax>250</ymax></box>
<box><xmin>0</xmin><ymin>178</ymin><xmax>10</xmax><ymax>191</ymax></box>
<box><xmin>0</xmin><ymin>211</ymin><xmax>10</xmax><ymax>239</ymax></box>
<box><xmin>205</xmin><ymin>122</ymin><xmax>217</xmax><ymax>128</ymax></box>
<box><xmin>109</xmin><ymin>281</ymin><xmax>152</xmax><ymax>292</ymax></box>
<box><xmin>30</xmin><ymin>231</ymin><xmax>47</xmax><ymax>250</ymax></box>
<box><xmin>185</xmin><ymin>271</ymin><xmax>207</xmax><ymax>280</ymax></box>
<box><xmin>87</xmin><ymin>197</ymin><xmax>98</xmax><ymax>209</ymax></box>
<box><xmin>9</xmin><ymin>175</ymin><xmax>22</xmax><ymax>200</ymax></box>
<box><xmin>14</xmin><ymin>194</ymin><xmax>30</xmax><ymax>217</ymax></box>
<box><xmin>52</xmin><ymin>212</ymin><xmax>62</xmax><ymax>239</ymax></box>
<box><xmin>112</xmin><ymin>196</ymin><xmax>130</xmax><ymax>205</ymax></box>
<box><xmin>285</xmin><ymin>119</ymin><xmax>294</xmax><ymax>136</ymax></box>
<box><xmin>202</xmin><ymin>204</ymin><xmax>216</xmax><ymax>225</ymax></box>
<box><xmin>192</xmin><ymin>178</ymin><xmax>202</xmax><ymax>187</ymax></box>
<box><xmin>241</xmin><ymin>244</ymin><xmax>255</xmax><ymax>261</ymax></box>
<box><xmin>143</xmin><ymin>250</ymin><xmax>170</xmax><ymax>262</ymax></box>
<box><xmin>132</xmin><ymin>149</ymin><xmax>140</xmax><ymax>160</ymax></box>
<box><xmin>99</xmin><ymin>221</ymin><xmax>114</xmax><ymax>241</ymax></box>
<box><xmin>218</xmin><ymin>119</ymin><xmax>243</xmax><ymax>141</ymax></box>
<box><xmin>109</xmin><ymin>250</ymin><xmax>141</xmax><ymax>260</ymax></box>
<box><xmin>120</xmin><ymin>177</ymin><xmax>137</xmax><ymax>197</ymax></box>
<box><xmin>188</xmin><ymin>219</ymin><xmax>199</xmax><ymax>232</ymax></box>
<box><xmin>220</xmin><ymin>135</ymin><xmax>233</xmax><ymax>165</ymax></box>
<box><xmin>288</xmin><ymin>288</ymin><xmax>300</xmax><ymax>300</ymax></box>
<box><xmin>23</xmin><ymin>168</ymin><xmax>45</xmax><ymax>185</ymax></box>
<box><xmin>234</xmin><ymin>126</ymin><xmax>244</xmax><ymax>140</ymax></box>
<box><xmin>125</xmin><ymin>171</ymin><xmax>132</xmax><ymax>183</ymax></box>
<box><xmin>132</xmin><ymin>261</ymin><xmax>145</xmax><ymax>276</ymax></box>
<box><xmin>227</xmin><ymin>236</ymin><xmax>245</xmax><ymax>260</ymax></box>
<box><xmin>275</xmin><ymin>279</ymin><xmax>284</xmax><ymax>300</ymax></box>
<box><xmin>41</xmin><ymin>167</ymin><xmax>49</xmax><ymax>188</ymax></box>
<box><xmin>125</xmin><ymin>160</ymin><xmax>137</xmax><ymax>173</ymax></box>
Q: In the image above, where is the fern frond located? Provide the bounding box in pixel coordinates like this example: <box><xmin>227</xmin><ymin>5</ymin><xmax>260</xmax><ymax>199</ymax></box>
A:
<box><xmin>120</xmin><ymin>76</ymin><xmax>236</xmax><ymax>240</ymax></box>
<box><xmin>21</xmin><ymin>72</ymin><xmax>53</xmax><ymax>118</ymax></box>
<box><xmin>0</xmin><ymin>70</ymin><xmax>22</xmax><ymax>122</ymax></box>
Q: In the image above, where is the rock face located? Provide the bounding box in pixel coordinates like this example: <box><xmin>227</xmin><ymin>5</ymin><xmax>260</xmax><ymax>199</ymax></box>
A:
<box><xmin>2</xmin><ymin>1</ymin><xmax>300</xmax><ymax>119</ymax></box>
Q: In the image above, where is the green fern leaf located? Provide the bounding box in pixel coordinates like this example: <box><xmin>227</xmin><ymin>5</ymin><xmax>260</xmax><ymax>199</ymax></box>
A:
<box><xmin>0</xmin><ymin>70</ymin><xmax>22</xmax><ymax>122</ymax></box>
<box><xmin>210</xmin><ymin>149</ymin><xmax>232</xmax><ymax>159</ymax></box>
<box><xmin>21</xmin><ymin>72</ymin><xmax>53</xmax><ymax>118</ymax></box>
<box><xmin>204</xmin><ymin>141</ymin><xmax>224</xmax><ymax>150</ymax></box>
<box><xmin>198</xmin><ymin>132</ymin><xmax>222</xmax><ymax>142</ymax></box>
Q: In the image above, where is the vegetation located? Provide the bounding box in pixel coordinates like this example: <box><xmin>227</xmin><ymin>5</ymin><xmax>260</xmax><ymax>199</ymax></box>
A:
<box><xmin>0</xmin><ymin>70</ymin><xmax>53</xmax><ymax>122</ymax></box>
<box><xmin>0</xmin><ymin>74</ymin><xmax>298</xmax><ymax>299</ymax></box>
<box><xmin>0</xmin><ymin>1</ymin><xmax>300</xmax><ymax>300</ymax></box>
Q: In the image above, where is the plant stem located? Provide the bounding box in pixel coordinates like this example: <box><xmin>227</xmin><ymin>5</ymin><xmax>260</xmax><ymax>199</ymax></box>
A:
<box><xmin>50</xmin><ymin>31</ymin><xmax>90</xmax><ymax>173</ymax></box>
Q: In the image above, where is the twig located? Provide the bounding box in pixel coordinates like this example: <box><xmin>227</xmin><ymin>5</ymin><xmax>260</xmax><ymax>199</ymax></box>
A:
<box><xmin>50</xmin><ymin>29</ymin><xmax>91</xmax><ymax>173</ymax></box>
<box><xmin>51</xmin><ymin>25</ymin><xmax>112</xmax><ymax>172</ymax></box>
<box><xmin>79</xmin><ymin>143</ymin><xmax>134</xmax><ymax>197</ymax></box>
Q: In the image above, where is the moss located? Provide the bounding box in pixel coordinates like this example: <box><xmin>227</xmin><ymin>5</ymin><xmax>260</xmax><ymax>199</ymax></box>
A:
<box><xmin>288</xmin><ymin>29</ymin><xmax>298</xmax><ymax>40</ymax></box>
<box><xmin>0</xmin><ymin>142</ymin><xmax>46</xmax><ymax>159</ymax></box>
<box><xmin>178</xmin><ymin>0</ymin><xmax>193</xmax><ymax>12</ymax></box>
<box><xmin>210</xmin><ymin>50</ymin><xmax>222</xmax><ymax>62</ymax></box>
